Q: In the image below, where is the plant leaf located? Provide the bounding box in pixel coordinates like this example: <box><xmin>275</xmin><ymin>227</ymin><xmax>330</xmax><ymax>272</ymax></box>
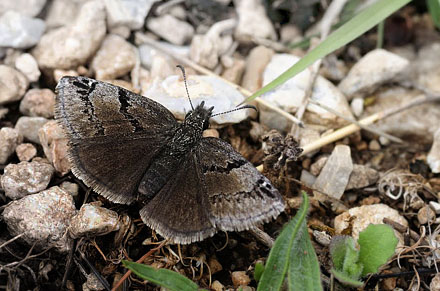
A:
<box><xmin>428</xmin><ymin>0</ymin><xmax>440</xmax><ymax>28</ymax></box>
<box><xmin>358</xmin><ymin>224</ymin><xmax>398</xmax><ymax>276</ymax></box>
<box><xmin>122</xmin><ymin>260</ymin><xmax>198</xmax><ymax>291</ymax></box>
<box><xmin>287</xmin><ymin>217</ymin><xmax>323</xmax><ymax>291</ymax></box>
<box><xmin>331</xmin><ymin>268</ymin><xmax>364</xmax><ymax>287</ymax></box>
<box><xmin>257</xmin><ymin>192</ymin><xmax>311</xmax><ymax>291</ymax></box>
<box><xmin>243</xmin><ymin>0</ymin><xmax>411</xmax><ymax>103</ymax></box>
<box><xmin>254</xmin><ymin>262</ymin><xmax>265</xmax><ymax>282</ymax></box>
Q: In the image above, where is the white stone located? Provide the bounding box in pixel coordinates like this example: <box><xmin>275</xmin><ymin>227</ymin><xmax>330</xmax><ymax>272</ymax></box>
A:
<box><xmin>0</xmin><ymin>0</ymin><xmax>46</xmax><ymax>17</ymax></box>
<box><xmin>32</xmin><ymin>0</ymin><xmax>106</xmax><ymax>69</ymax></box>
<box><xmin>15</xmin><ymin>116</ymin><xmax>48</xmax><ymax>144</ymax></box>
<box><xmin>363</xmin><ymin>87</ymin><xmax>440</xmax><ymax>145</ymax></box>
<box><xmin>2</xmin><ymin>186</ymin><xmax>76</xmax><ymax>252</ymax></box>
<box><xmin>428</xmin><ymin>128</ymin><xmax>440</xmax><ymax>173</ymax></box>
<box><xmin>234</xmin><ymin>0</ymin><xmax>276</xmax><ymax>41</ymax></box>
<box><xmin>0</xmin><ymin>65</ymin><xmax>29</xmax><ymax>105</ymax></box>
<box><xmin>15</xmin><ymin>53</ymin><xmax>41</xmax><ymax>82</ymax></box>
<box><xmin>38</xmin><ymin>120</ymin><xmax>71</xmax><ymax>175</ymax></box>
<box><xmin>0</xmin><ymin>11</ymin><xmax>46</xmax><ymax>49</ymax></box>
<box><xmin>19</xmin><ymin>88</ymin><xmax>55</xmax><ymax>118</ymax></box>
<box><xmin>139</xmin><ymin>42</ymin><xmax>190</xmax><ymax>69</ymax></box>
<box><xmin>334</xmin><ymin>204</ymin><xmax>408</xmax><ymax>246</ymax></box>
<box><xmin>69</xmin><ymin>204</ymin><xmax>120</xmax><ymax>238</ymax></box>
<box><xmin>143</xmin><ymin>75</ymin><xmax>249</xmax><ymax>125</ymax></box>
<box><xmin>261</xmin><ymin>54</ymin><xmax>353</xmax><ymax>131</ymax></box>
<box><xmin>190</xmin><ymin>19</ymin><xmax>236</xmax><ymax>69</ymax></box>
<box><xmin>1</xmin><ymin>161</ymin><xmax>54</xmax><ymax>199</ymax></box>
<box><xmin>0</xmin><ymin>127</ymin><xmax>23</xmax><ymax>164</ymax></box>
<box><xmin>412</xmin><ymin>42</ymin><xmax>440</xmax><ymax>94</ymax></box>
<box><xmin>91</xmin><ymin>34</ymin><xmax>137</xmax><ymax>80</ymax></box>
<box><xmin>45</xmin><ymin>0</ymin><xmax>81</xmax><ymax>28</ymax></box>
<box><xmin>350</xmin><ymin>97</ymin><xmax>364</xmax><ymax>117</ymax></box>
<box><xmin>313</xmin><ymin>145</ymin><xmax>353</xmax><ymax>199</ymax></box>
<box><xmin>146</xmin><ymin>14</ymin><xmax>194</xmax><ymax>45</ymax></box>
<box><xmin>104</xmin><ymin>0</ymin><xmax>158</xmax><ymax>30</ymax></box>
<box><xmin>429</xmin><ymin>201</ymin><xmax>440</xmax><ymax>215</ymax></box>
<box><xmin>338</xmin><ymin>49</ymin><xmax>409</xmax><ymax>99</ymax></box>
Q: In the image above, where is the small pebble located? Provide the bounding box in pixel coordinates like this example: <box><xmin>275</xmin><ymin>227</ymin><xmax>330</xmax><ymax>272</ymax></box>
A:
<box><xmin>417</xmin><ymin>205</ymin><xmax>436</xmax><ymax>224</ymax></box>
<box><xmin>146</xmin><ymin>14</ymin><xmax>194</xmax><ymax>45</ymax></box>
<box><xmin>211</xmin><ymin>280</ymin><xmax>225</xmax><ymax>291</ymax></box>
<box><xmin>0</xmin><ymin>11</ymin><xmax>46</xmax><ymax>49</ymax></box>
<box><xmin>1</xmin><ymin>160</ymin><xmax>54</xmax><ymax>200</ymax></box>
<box><xmin>69</xmin><ymin>204</ymin><xmax>120</xmax><ymax>239</ymax></box>
<box><xmin>369</xmin><ymin>139</ymin><xmax>381</xmax><ymax>151</ymax></box>
<box><xmin>19</xmin><ymin>88</ymin><xmax>55</xmax><ymax>118</ymax></box>
<box><xmin>38</xmin><ymin>120</ymin><xmax>71</xmax><ymax>175</ymax></box>
<box><xmin>313</xmin><ymin>145</ymin><xmax>353</xmax><ymax>200</ymax></box>
<box><xmin>15</xmin><ymin>116</ymin><xmax>48</xmax><ymax>144</ymax></box>
<box><xmin>91</xmin><ymin>34</ymin><xmax>136</xmax><ymax>80</ymax></box>
<box><xmin>346</xmin><ymin>164</ymin><xmax>379</xmax><ymax>190</ymax></box>
<box><xmin>2</xmin><ymin>186</ymin><xmax>76</xmax><ymax>252</ymax></box>
<box><xmin>429</xmin><ymin>201</ymin><xmax>440</xmax><ymax>215</ymax></box>
<box><xmin>0</xmin><ymin>127</ymin><xmax>23</xmax><ymax>164</ymax></box>
<box><xmin>0</xmin><ymin>65</ymin><xmax>29</xmax><ymax>105</ymax></box>
<box><xmin>428</xmin><ymin>128</ymin><xmax>440</xmax><ymax>173</ymax></box>
<box><xmin>15</xmin><ymin>53</ymin><xmax>41</xmax><ymax>82</ymax></box>
<box><xmin>335</xmin><ymin>204</ymin><xmax>408</xmax><ymax>246</ymax></box>
<box><xmin>351</xmin><ymin>97</ymin><xmax>364</xmax><ymax>117</ymax></box>
<box><xmin>15</xmin><ymin>143</ymin><xmax>37</xmax><ymax>162</ymax></box>
<box><xmin>241</xmin><ymin>45</ymin><xmax>274</xmax><ymax>92</ymax></box>
<box><xmin>231</xmin><ymin>271</ymin><xmax>251</xmax><ymax>288</ymax></box>
<box><xmin>234</xmin><ymin>0</ymin><xmax>276</xmax><ymax>41</ymax></box>
<box><xmin>208</xmin><ymin>257</ymin><xmax>223</xmax><ymax>274</ymax></box>
<box><xmin>430</xmin><ymin>272</ymin><xmax>440</xmax><ymax>291</ymax></box>
<box><xmin>60</xmin><ymin>181</ymin><xmax>79</xmax><ymax>197</ymax></box>
<box><xmin>32</xmin><ymin>0</ymin><xmax>106</xmax><ymax>69</ymax></box>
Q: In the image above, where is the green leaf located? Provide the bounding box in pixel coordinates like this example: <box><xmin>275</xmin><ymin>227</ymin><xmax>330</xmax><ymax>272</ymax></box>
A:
<box><xmin>329</xmin><ymin>236</ymin><xmax>363</xmax><ymax>282</ymax></box>
<box><xmin>331</xmin><ymin>268</ymin><xmax>364</xmax><ymax>287</ymax></box>
<box><xmin>358</xmin><ymin>224</ymin><xmax>398</xmax><ymax>276</ymax></box>
<box><xmin>122</xmin><ymin>260</ymin><xmax>198</xmax><ymax>291</ymax></box>
<box><xmin>287</xmin><ymin>218</ymin><xmax>323</xmax><ymax>291</ymax></box>
<box><xmin>257</xmin><ymin>192</ymin><xmax>322</xmax><ymax>291</ymax></box>
<box><xmin>254</xmin><ymin>262</ymin><xmax>265</xmax><ymax>282</ymax></box>
<box><xmin>243</xmin><ymin>0</ymin><xmax>411</xmax><ymax>103</ymax></box>
<box><xmin>428</xmin><ymin>0</ymin><xmax>440</xmax><ymax>28</ymax></box>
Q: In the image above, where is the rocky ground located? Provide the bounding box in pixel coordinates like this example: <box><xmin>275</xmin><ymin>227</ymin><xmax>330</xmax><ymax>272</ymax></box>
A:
<box><xmin>1</xmin><ymin>0</ymin><xmax>440</xmax><ymax>290</ymax></box>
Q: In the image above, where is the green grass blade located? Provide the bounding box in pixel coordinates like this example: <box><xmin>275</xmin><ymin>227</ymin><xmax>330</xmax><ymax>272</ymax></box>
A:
<box><xmin>287</xmin><ymin>217</ymin><xmax>323</xmax><ymax>291</ymax></box>
<box><xmin>122</xmin><ymin>261</ymin><xmax>198</xmax><ymax>291</ymax></box>
<box><xmin>428</xmin><ymin>0</ymin><xmax>440</xmax><ymax>28</ymax></box>
<box><xmin>244</xmin><ymin>0</ymin><xmax>411</xmax><ymax>103</ymax></box>
<box><xmin>257</xmin><ymin>192</ymin><xmax>310</xmax><ymax>291</ymax></box>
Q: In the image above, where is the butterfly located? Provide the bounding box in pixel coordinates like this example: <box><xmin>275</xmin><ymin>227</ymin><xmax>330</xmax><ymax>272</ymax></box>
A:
<box><xmin>55</xmin><ymin>75</ymin><xmax>284</xmax><ymax>244</ymax></box>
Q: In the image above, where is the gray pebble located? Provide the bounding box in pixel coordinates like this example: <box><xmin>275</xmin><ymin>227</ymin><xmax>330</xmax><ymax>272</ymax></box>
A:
<box><xmin>1</xmin><ymin>160</ymin><xmax>54</xmax><ymax>199</ymax></box>
<box><xmin>2</xmin><ymin>186</ymin><xmax>76</xmax><ymax>252</ymax></box>
<box><xmin>0</xmin><ymin>127</ymin><xmax>23</xmax><ymax>164</ymax></box>
<box><xmin>15</xmin><ymin>116</ymin><xmax>48</xmax><ymax>144</ymax></box>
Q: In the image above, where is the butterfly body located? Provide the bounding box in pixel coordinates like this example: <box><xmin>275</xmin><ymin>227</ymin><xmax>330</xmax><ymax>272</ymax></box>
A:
<box><xmin>55</xmin><ymin>76</ymin><xmax>284</xmax><ymax>244</ymax></box>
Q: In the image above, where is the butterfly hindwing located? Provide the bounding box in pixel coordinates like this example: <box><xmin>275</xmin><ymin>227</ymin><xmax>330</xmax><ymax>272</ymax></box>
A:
<box><xmin>196</xmin><ymin>137</ymin><xmax>285</xmax><ymax>232</ymax></box>
<box><xmin>55</xmin><ymin>77</ymin><xmax>178</xmax><ymax>204</ymax></box>
<box><xmin>140</xmin><ymin>155</ymin><xmax>215</xmax><ymax>244</ymax></box>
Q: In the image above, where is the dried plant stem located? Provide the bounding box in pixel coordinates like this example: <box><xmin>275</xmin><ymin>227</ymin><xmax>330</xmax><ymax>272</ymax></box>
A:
<box><xmin>308</xmin><ymin>99</ymin><xmax>403</xmax><ymax>143</ymax></box>
<box><xmin>112</xmin><ymin>240</ymin><xmax>168</xmax><ymax>291</ymax></box>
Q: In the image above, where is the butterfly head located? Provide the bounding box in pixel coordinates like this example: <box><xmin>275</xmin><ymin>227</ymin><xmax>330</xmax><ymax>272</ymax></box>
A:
<box><xmin>184</xmin><ymin>101</ymin><xmax>214</xmax><ymax>131</ymax></box>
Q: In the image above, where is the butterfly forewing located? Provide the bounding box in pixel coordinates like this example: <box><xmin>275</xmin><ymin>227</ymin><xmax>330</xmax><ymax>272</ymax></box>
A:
<box><xmin>55</xmin><ymin>77</ymin><xmax>178</xmax><ymax>204</ymax></box>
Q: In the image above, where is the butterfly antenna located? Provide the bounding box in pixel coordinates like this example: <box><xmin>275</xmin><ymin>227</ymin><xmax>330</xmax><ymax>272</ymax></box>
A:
<box><xmin>211</xmin><ymin>105</ymin><xmax>257</xmax><ymax>117</ymax></box>
<box><xmin>176</xmin><ymin>65</ymin><xmax>194</xmax><ymax>110</ymax></box>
